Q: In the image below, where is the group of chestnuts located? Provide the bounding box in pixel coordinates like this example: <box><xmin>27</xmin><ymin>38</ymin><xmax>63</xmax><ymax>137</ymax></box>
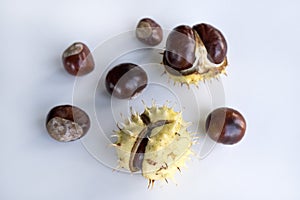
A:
<box><xmin>46</xmin><ymin>17</ymin><xmax>246</xmax><ymax>187</ymax></box>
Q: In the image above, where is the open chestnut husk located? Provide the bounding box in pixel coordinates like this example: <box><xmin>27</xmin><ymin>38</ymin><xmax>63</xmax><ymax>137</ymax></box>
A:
<box><xmin>205</xmin><ymin>107</ymin><xmax>246</xmax><ymax>145</ymax></box>
<box><xmin>163</xmin><ymin>23</ymin><xmax>228</xmax><ymax>85</ymax></box>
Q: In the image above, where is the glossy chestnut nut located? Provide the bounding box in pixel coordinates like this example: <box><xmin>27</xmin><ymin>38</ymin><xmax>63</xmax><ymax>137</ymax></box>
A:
<box><xmin>205</xmin><ymin>107</ymin><xmax>246</xmax><ymax>145</ymax></box>
<box><xmin>105</xmin><ymin>63</ymin><xmax>148</xmax><ymax>99</ymax></box>
<box><xmin>62</xmin><ymin>42</ymin><xmax>95</xmax><ymax>76</ymax></box>
<box><xmin>164</xmin><ymin>25</ymin><xmax>196</xmax><ymax>72</ymax></box>
<box><xmin>193</xmin><ymin>23</ymin><xmax>227</xmax><ymax>64</ymax></box>
<box><xmin>136</xmin><ymin>18</ymin><xmax>163</xmax><ymax>46</ymax></box>
<box><xmin>46</xmin><ymin>105</ymin><xmax>90</xmax><ymax>142</ymax></box>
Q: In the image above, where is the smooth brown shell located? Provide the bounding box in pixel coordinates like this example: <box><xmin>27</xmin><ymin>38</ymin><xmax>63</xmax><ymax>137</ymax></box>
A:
<box><xmin>105</xmin><ymin>63</ymin><xmax>148</xmax><ymax>99</ymax></box>
<box><xmin>164</xmin><ymin>25</ymin><xmax>196</xmax><ymax>71</ymax></box>
<box><xmin>193</xmin><ymin>23</ymin><xmax>227</xmax><ymax>64</ymax></box>
<box><xmin>205</xmin><ymin>107</ymin><xmax>246</xmax><ymax>145</ymax></box>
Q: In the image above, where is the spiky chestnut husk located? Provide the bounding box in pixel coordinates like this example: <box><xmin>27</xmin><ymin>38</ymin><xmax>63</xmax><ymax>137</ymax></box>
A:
<box><xmin>163</xmin><ymin>24</ymin><xmax>228</xmax><ymax>86</ymax></box>
<box><xmin>114</xmin><ymin>104</ymin><xmax>193</xmax><ymax>187</ymax></box>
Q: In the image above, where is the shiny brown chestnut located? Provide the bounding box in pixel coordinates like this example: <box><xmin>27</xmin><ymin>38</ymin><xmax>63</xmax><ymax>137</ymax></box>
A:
<box><xmin>193</xmin><ymin>23</ymin><xmax>227</xmax><ymax>64</ymax></box>
<box><xmin>205</xmin><ymin>107</ymin><xmax>246</xmax><ymax>145</ymax></box>
<box><xmin>136</xmin><ymin>18</ymin><xmax>163</xmax><ymax>46</ymax></box>
<box><xmin>62</xmin><ymin>42</ymin><xmax>95</xmax><ymax>76</ymax></box>
<box><xmin>164</xmin><ymin>25</ymin><xmax>196</xmax><ymax>72</ymax></box>
<box><xmin>105</xmin><ymin>63</ymin><xmax>148</xmax><ymax>99</ymax></box>
<box><xmin>46</xmin><ymin>105</ymin><xmax>90</xmax><ymax>142</ymax></box>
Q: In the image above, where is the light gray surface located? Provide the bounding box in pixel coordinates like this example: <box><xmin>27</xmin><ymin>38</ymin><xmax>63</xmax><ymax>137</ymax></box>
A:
<box><xmin>1</xmin><ymin>0</ymin><xmax>300</xmax><ymax>199</ymax></box>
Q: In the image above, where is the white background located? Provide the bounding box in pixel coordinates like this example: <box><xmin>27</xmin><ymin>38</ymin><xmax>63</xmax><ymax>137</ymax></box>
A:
<box><xmin>1</xmin><ymin>0</ymin><xmax>300</xmax><ymax>199</ymax></box>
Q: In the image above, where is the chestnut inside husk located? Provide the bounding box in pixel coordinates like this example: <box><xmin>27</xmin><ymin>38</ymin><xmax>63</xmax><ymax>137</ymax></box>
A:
<box><xmin>163</xmin><ymin>23</ymin><xmax>228</xmax><ymax>84</ymax></box>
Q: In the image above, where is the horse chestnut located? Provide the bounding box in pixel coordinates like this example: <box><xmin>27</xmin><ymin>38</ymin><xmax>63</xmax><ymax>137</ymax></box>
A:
<box><xmin>205</xmin><ymin>107</ymin><xmax>246</xmax><ymax>145</ymax></box>
<box><xmin>164</xmin><ymin>25</ymin><xmax>196</xmax><ymax>72</ymax></box>
<box><xmin>46</xmin><ymin>105</ymin><xmax>90</xmax><ymax>142</ymax></box>
<box><xmin>136</xmin><ymin>18</ymin><xmax>163</xmax><ymax>46</ymax></box>
<box><xmin>193</xmin><ymin>23</ymin><xmax>227</xmax><ymax>64</ymax></box>
<box><xmin>105</xmin><ymin>63</ymin><xmax>148</xmax><ymax>99</ymax></box>
<box><xmin>62</xmin><ymin>42</ymin><xmax>95</xmax><ymax>76</ymax></box>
